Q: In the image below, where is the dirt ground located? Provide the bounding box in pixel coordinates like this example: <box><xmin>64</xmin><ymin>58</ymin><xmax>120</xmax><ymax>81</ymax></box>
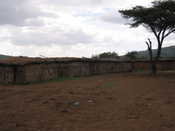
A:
<box><xmin>0</xmin><ymin>72</ymin><xmax>175</xmax><ymax>131</ymax></box>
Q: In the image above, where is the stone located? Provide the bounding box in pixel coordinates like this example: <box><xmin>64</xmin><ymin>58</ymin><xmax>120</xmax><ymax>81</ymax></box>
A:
<box><xmin>72</xmin><ymin>101</ymin><xmax>80</xmax><ymax>107</ymax></box>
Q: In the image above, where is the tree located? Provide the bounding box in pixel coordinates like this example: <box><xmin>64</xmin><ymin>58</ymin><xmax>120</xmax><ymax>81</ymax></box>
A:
<box><xmin>119</xmin><ymin>0</ymin><xmax>175</xmax><ymax>74</ymax></box>
<box><xmin>125</xmin><ymin>51</ymin><xmax>138</xmax><ymax>60</ymax></box>
<box><xmin>92</xmin><ymin>52</ymin><xmax>119</xmax><ymax>59</ymax></box>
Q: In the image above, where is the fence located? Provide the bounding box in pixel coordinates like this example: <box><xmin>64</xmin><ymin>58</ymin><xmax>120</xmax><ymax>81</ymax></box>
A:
<box><xmin>0</xmin><ymin>58</ymin><xmax>174</xmax><ymax>84</ymax></box>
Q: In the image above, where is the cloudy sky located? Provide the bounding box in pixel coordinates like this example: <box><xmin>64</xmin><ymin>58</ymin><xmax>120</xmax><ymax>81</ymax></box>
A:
<box><xmin>0</xmin><ymin>0</ymin><xmax>174</xmax><ymax>57</ymax></box>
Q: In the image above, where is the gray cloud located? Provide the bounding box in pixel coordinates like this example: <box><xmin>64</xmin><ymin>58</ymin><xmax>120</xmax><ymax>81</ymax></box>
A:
<box><xmin>99</xmin><ymin>9</ymin><xmax>128</xmax><ymax>24</ymax></box>
<box><xmin>0</xmin><ymin>0</ymin><xmax>53</xmax><ymax>26</ymax></box>
<box><xmin>9</xmin><ymin>28</ymin><xmax>96</xmax><ymax>46</ymax></box>
<box><xmin>74</xmin><ymin>8</ymin><xmax>128</xmax><ymax>25</ymax></box>
<box><xmin>0</xmin><ymin>0</ymin><xmax>163</xmax><ymax>57</ymax></box>
<box><xmin>42</xmin><ymin>0</ymin><xmax>152</xmax><ymax>9</ymax></box>
<box><xmin>43</xmin><ymin>0</ymin><xmax>103</xmax><ymax>7</ymax></box>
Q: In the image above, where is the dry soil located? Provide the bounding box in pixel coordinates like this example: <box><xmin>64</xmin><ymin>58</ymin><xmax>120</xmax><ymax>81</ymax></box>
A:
<box><xmin>0</xmin><ymin>72</ymin><xmax>175</xmax><ymax>131</ymax></box>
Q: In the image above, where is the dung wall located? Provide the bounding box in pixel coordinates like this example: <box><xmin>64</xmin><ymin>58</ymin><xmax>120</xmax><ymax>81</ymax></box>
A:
<box><xmin>0</xmin><ymin>65</ymin><xmax>15</xmax><ymax>84</ymax></box>
<box><xmin>0</xmin><ymin>59</ymin><xmax>174</xmax><ymax>84</ymax></box>
<box><xmin>132</xmin><ymin>60</ymin><xmax>175</xmax><ymax>71</ymax></box>
<box><xmin>23</xmin><ymin>60</ymin><xmax>132</xmax><ymax>83</ymax></box>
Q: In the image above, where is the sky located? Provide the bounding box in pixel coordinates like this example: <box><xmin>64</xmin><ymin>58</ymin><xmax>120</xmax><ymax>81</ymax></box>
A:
<box><xmin>0</xmin><ymin>0</ymin><xmax>174</xmax><ymax>58</ymax></box>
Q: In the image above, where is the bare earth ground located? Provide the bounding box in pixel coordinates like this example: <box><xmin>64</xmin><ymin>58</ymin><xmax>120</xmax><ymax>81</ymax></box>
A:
<box><xmin>0</xmin><ymin>72</ymin><xmax>175</xmax><ymax>131</ymax></box>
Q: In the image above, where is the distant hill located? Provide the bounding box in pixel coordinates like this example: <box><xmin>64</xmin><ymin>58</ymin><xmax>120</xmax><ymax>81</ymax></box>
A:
<box><xmin>0</xmin><ymin>54</ymin><xmax>11</xmax><ymax>59</ymax></box>
<box><xmin>121</xmin><ymin>45</ymin><xmax>175</xmax><ymax>60</ymax></box>
<box><xmin>138</xmin><ymin>45</ymin><xmax>175</xmax><ymax>59</ymax></box>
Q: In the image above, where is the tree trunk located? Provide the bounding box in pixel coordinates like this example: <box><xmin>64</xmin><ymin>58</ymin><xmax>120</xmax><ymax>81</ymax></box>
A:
<box><xmin>151</xmin><ymin>61</ymin><xmax>157</xmax><ymax>75</ymax></box>
<box><xmin>149</xmin><ymin>54</ymin><xmax>157</xmax><ymax>75</ymax></box>
<box><xmin>156</xmin><ymin>44</ymin><xmax>162</xmax><ymax>60</ymax></box>
<box><xmin>153</xmin><ymin>43</ymin><xmax>162</xmax><ymax>75</ymax></box>
<box><xmin>146</xmin><ymin>39</ymin><xmax>157</xmax><ymax>75</ymax></box>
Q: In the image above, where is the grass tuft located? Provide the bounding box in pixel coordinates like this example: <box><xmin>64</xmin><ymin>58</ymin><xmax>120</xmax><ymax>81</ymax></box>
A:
<box><xmin>96</xmin><ymin>82</ymin><xmax>114</xmax><ymax>88</ymax></box>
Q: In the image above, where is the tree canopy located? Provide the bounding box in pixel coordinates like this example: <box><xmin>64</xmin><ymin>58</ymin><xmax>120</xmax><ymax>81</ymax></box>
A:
<box><xmin>119</xmin><ymin>0</ymin><xmax>175</xmax><ymax>35</ymax></box>
<box><xmin>125</xmin><ymin>51</ymin><xmax>138</xmax><ymax>60</ymax></box>
<box><xmin>119</xmin><ymin>0</ymin><xmax>175</xmax><ymax>74</ymax></box>
<box><xmin>92</xmin><ymin>52</ymin><xmax>119</xmax><ymax>59</ymax></box>
<box><xmin>119</xmin><ymin>0</ymin><xmax>175</xmax><ymax>53</ymax></box>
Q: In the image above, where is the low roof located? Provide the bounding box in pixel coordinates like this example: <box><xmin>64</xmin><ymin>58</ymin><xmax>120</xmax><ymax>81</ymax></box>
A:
<box><xmin>0</xmin><ymin>57</ymin><xmax>174</xmax><ymax>66</ymax></box>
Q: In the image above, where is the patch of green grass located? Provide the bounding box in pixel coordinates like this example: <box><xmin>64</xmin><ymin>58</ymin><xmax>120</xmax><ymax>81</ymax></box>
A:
<box><xmin>51</xmin><ymin>76</ymin><xmax>79</xmax><ymax>82</ymax></box>
<box><xmin>18</xmin><ymin>76</ymin><xmax>80</xmax><ymax>86</ymax></box>
<box><xmin>96</xmin><ymin>82</ymin><xmax>114</xmax><ymax>88</ymax></box>
<box><xmin>134</xmin><ymin>69</ymin><xmax>146</xmax><ymax>73</ymax></box>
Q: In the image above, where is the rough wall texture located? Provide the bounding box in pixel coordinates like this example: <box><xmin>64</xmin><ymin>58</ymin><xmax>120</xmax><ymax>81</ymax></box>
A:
<box><xmin>132</xmin><ymin>60</ymin><xmax>175</xmax><ymax>71</ymax></box>
<box><xmin>24</xmin><ymin>63</ymin><xmax>59</xmax><ymax>82</ymax></box>
<box><xmin>23</xmin><ymin>61</ymin><xmax>132</xmax><ymax>83</ymax></box>
<box><xmin>0</xmin><ymin>65</ymin><xmax>14</xmax><ymax>84</ymax></box>
<box><xmin>157</xmin><ymin>61</ymin><xmax>175</xmax><ymax>71</ymax></box>
<box><xmin>0</xmin><ymin>59</ymin><xmax>174</xmax><ymax>84</ymax></box>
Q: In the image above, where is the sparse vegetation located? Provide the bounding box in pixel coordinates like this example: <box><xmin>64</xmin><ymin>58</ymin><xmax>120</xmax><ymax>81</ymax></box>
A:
<box><xmin>0</xmin><ymin>0</ymin><xmax>175</xmax><ymax>131</ymax></box>
<box><xmin>18</xmin><ymin>76</ymin><xmax>80</xmax><ymax>86</ymax></box>
<box><xmin>92</xmin><ymin>52</ymin><xmax>119</xmax><ymax>60</ymax></box>
<box><xmin>96</xmin><ymin>82</ymin><xmax>114</xmax><ymax>88</ymax></box>
<box><xmin>125</xmin><ymin>51</ymin><xmax>138</xmax><ymax>60</ymax></box>
<box><xmin>0</xmin><ymin>73</ymin><xmax>175</xmax><ymax>131</ymax></box>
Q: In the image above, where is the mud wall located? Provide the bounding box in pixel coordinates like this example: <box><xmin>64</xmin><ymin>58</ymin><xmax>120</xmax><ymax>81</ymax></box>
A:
<box><xmin>0</xmin><ymin>65</ymin><xmax>15</xmax><ymax>84</ymax></box>
<box><xmin>132</xmin><ymin>60</ymin><xmax>175</xmax><ymax>71</ymax></box>
<box><xmin>0</xmin><ymin>60</ymin><xmax>174</xmax><ymax>84</ymax></box>
<box><xmin>23</xmin><ymin>61</ymin><xmax>132</xmax><ymax>83</ymax></box>
<box><xmin>0</xmin><ymin>65</ymin><xmax>26</xmax><ymax>84</ymax></box>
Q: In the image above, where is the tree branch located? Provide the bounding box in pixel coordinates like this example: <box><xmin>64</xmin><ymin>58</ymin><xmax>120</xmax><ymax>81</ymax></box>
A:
<box><xmin>148</xmin><ymin>38</ymin><xmax>152</xmax><ymax>48</ymax></box>
<box><xmin>150</xmin><ymin>26</ymin><xmax>158</xmax><ymax>38</ymax></box>
<box><xmin>145</xmin><ymin>38</ymin><xmax>152</xmax><ymax>51</ymax></box>
<box><xmin>164</xmin><ymin>29</ymin><xmax>175</xmax><ymax>38</ymax></box>
<box><xmin>146</xmin><ymin>41</ymin><xmax>149</xmax><ymax>48</ymax></box>
<box><xmin>150</xmin><ymin>26</ymin><xmax>162</xmax><ymax>47</ymax></box>
<box><xmin>160</xmin><ymin>27</ymin><xmax>167</xmax><ymax>45</ymax></box>
<box><xmin>145</xmin><ymin>38</ymin><xmax>153</xmax><ymax>61</ymax></box>
<box><xmin>158</xmin><ymin>29</ymin><xmax>163</xmax><ymax>38</ymax></box>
